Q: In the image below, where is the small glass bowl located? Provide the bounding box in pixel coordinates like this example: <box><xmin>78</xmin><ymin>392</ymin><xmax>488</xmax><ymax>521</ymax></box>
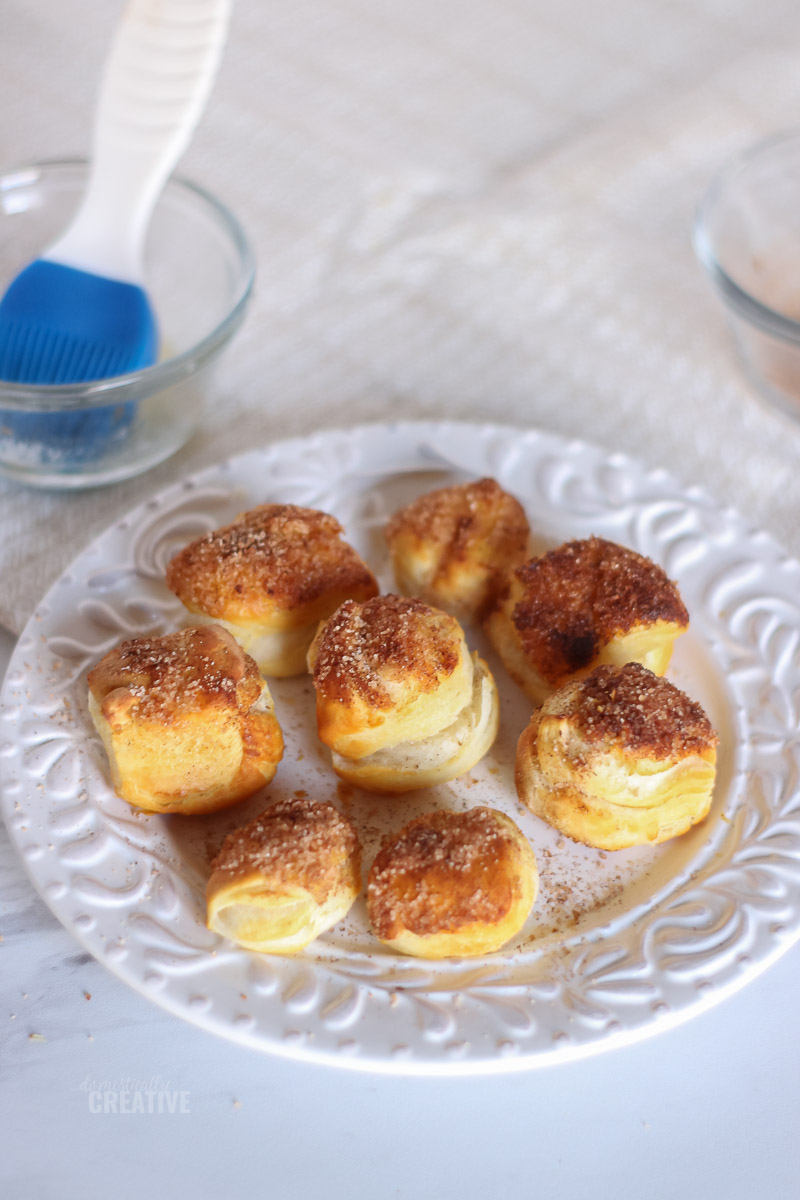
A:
<box><xmin>0</xmin><ymin>160</ymin><xmax>254</xmax><ymax>488</ymax></box>
<box><xmin>694</xmin><ymin>130</ymin><xmax>800</xmax><ymax>423</ymax></box>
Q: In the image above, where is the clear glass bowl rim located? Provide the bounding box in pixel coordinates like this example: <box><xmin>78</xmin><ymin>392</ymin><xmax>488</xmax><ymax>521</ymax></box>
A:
<box><xmin>0</xmin><ymin>158</ymin><xmax>256</xmax><ymax>410</ymax></box>
<box><xmin>693</xmin><ymin>129</ymin><xmax>800</xmax><ymax>347</ymax></box>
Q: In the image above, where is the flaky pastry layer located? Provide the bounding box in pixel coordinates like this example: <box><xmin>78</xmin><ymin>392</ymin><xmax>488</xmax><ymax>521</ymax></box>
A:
<box><xmin>386</xmin><ymin>477</ymin><xmax>531</xmax><ymax>623</ymax></box>
<box><xmin>187</xmin><ymin>610</ymin><xmax>317</xmax><ymax>678</ymax></box>
<box><xmin>330</xmin><ymin>653</ymin><xmax>499</xmax><ymax>792</ymax></box>
<box><xmin>165</xmin><ymin>504</ymin><xmax>378</xmax><ymax>656</ymax></box>
<box><xmin>206</xmin><ymin>798</ymin><xmax>361</xmax><ymax>953</ymax></box>
<box><xmin>308</xmin><ymin>594</ymin><xmax>475</xmax><ymax>759</ymax></box>
<box><xmin>515</xmin><ymin>662</ymin><xmax>718</xmax><ymax>850</ymax></box>
<box><xmin>87</xmin><ymin>625</ymin><xmax>283</xmax><ymax>815</ymax></box>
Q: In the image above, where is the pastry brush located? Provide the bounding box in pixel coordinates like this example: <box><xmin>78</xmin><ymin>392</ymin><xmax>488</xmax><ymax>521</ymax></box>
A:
<box><xmin>0</xmin><ymin>0</ymin><xmax>231</xmax><ymax>448</ymax></box>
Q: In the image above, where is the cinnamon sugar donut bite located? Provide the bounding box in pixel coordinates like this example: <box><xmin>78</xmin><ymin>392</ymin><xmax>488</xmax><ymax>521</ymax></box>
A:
<box><xmin>515</xmin><ymin>662</ymin><xmax>718</xmax><ymax>850</ymax></box>
<box><xmin>165</xmin><ymin>504</ymin><xmax>378</xmax><ymax>677</ymax></box>
<box><xmin>385</xmin><ymin>477</ymin><xmax>531</xmax><ymax>623</ymax></box>
<box><xmin>485</xmin><ymin>536</ymin><xmax>689</xmax><ymax>704</ymax></box>
<box><xmin>307</xmin><ymin>594</ymin><xmax>499</xmax><ymax>793</ymax></box>
<box><xmin>367</xmin><ymin>808</ymin><xmax>538</xmax><ymax>958</ymax></box>
<box><xmin>87</xmin><ymin>625</ymin><xmax>283</xmax><ymax>815</ymax></box>
<box><xmin>206</xmin><ymin>798</ymin><xmax>361</xmax><ymax>954</ymax></box>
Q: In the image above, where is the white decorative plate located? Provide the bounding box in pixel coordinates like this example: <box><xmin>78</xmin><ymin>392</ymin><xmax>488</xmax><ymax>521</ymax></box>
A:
<box><xmin>3</xmin><ymin>421</ymin><xmax>800</xmax><ymax>1074</ymax></box>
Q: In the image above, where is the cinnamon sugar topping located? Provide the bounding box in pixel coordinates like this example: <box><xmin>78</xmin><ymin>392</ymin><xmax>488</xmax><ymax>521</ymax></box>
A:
<box><xmin>367</xmin><ymin>808</ymin><xmax>521</xmax><ymax>939</ymax></box>
<box><xmin>165</xmin><ymin>504</ymin><xmax>377</xmax><ymax>619</ymax></box>
<box><xmin>386</xmin><ymin>477</ymin><xmax>529</xmax><ymax>565</ymax></box>
<box><xmin>511</xmin><ymin>537</ymin><xmax>689</xmax><ymax>681</ymax></box>
<box><xmin>211</xmin><ymin>797</ymin><xmax>359</xmax><ymax>901</ymax></box>
<box><xmin>88</xmin><ymin>625</ymin><xmax>260</xmax><ymax>720</ymax></box>
<box><xmin>568</xmin><ymin>662</ymin><xmax>718</xmax><ymax>757</ymax></box>
<box><xmin>312</xmin><ymin>594</ymin><xmax>461</xmax><ymax>706</ymax></box>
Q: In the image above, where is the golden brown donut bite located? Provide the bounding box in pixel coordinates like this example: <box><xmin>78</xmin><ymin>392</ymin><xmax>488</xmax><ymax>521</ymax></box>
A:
<box><xmin>307</xmin><ymin>594</ymin><xmax>499</xmax><ymax>792</ymax></box>
<box><xmin>385</xmin><ymin>477</ymin><xmax>531</xmax><ymax>623</ymax></box>
<box><xmin>367</xmin><ymin>807</ymin><xmax>538</xmax><ymax>958</ymax></box>
<box><xmin>87</xmin><ymin>625</ymin><xmax>283</xmax><ymax>815</ymax></box>
<box><xmin>485</xmin><ymin>536</ymin><xmax>689</xmax><ymax>704</ymax></box>
<box><xmin>165</xmin><ymin>504</ymin><xmax>379</xmax><ymax>677</ymax></box>
<box><xmin>515</xmin><ymin>661</ymin><xmax>718</xmax><ymax>850</ymax></box>
<box><xmin>206</xmin><ymin>797</ymin><xmax>361</xmax><ymax>953</ymax></box>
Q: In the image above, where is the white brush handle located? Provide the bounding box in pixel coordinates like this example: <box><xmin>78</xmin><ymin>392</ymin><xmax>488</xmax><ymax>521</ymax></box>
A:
<box><xmin>48</xmin><ymin>0</ymin><xmax>232</xmax><ymax>282</ymax></box>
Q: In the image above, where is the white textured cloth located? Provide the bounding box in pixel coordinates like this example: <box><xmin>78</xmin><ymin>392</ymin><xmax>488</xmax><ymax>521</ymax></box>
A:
<box><xmin>3</xmin><ymin>0</ymin><xmax>800</xmax><ymax>633</ymax></box>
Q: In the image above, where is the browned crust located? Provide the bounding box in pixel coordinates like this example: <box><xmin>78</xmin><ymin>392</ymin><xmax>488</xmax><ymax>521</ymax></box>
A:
<box><xmin>386</xmin><ymin>478</ymin><xmax>529</xmax><ymax>595</ymax></box>
<box><xmin>87</xmin><ymin>624</ymin><xmax>262</xmax><ymax>725</ymax></box>
<box><xmin>210</xmin><ymin>797</ymin><xmax>360</xmax><ymax>904</ymax></box>
<box><xmin>88</xmin><ymin>626</ymin><xmax>283</xmax><ymax>814</ymax></box>
<box><xmin>367</xmin><ymin>808</ymin><xmax>523</xmax><ymax>939</ymax></box>
<box><xmin>510</xmin><ymin>537</ymin><xmax>689</xmax><ymax>683</ymax></box>
<box><xmin>547</xmin><ymin>661</ymin><xmax>718</xmax><ymax>759</ymax></box>
<box><xmin>310</xmin><ymin>594</ymin><xmax>462</xmax><ymax>709</ymax></box>
<box><xmin>514</xmin><ymin>662</ymin><xmax>718</xmax><ymax>850</ymax></box>
<box><xmin>165</xmin><ymin>504</ymin><xmax>378</xmax><ymax>624</ymax></box>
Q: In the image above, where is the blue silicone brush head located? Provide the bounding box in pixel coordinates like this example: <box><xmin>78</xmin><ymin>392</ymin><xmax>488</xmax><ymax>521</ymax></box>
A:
<box><xmin>0</xmin><ymin>260</ymin><xmax>158</xmax><ymax>384</ymax></box>
<box><xmin>0</xmin><ymin>260</ymin><xmax>159</xmax><ymax>460</ymax></box>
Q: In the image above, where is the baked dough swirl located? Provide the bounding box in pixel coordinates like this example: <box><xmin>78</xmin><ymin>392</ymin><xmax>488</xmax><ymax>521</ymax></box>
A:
<box><xmin>367</xmin><ymin>807</ymin><xmax>538</xmax><ymax>957</ymax></box>
<box><xmin>385</xmin><ymin>477</ymin><xmax>531</xmax><ymax>623</ymax></box>
<box><xmin>485</xmin><ymin>536</ymin><xmax>689</xmax><ymax>703</ymax></box>
<box><xmin>515</xmin><ymin>661</ymin><xmax>718</xmax><ymax>850</ymax></box>
<box><xmin>308</xmin><ymin>594</ymin><xmax>499</xmax><ymax>792</ymax></box>
<box><xmin>206</xmin><ymin>798</ymin><xmax>361</xmax><ymax>953</ymax></box>
<box><xmin>165</xmin><ymin>504</ymin><xmax>378</xmax><ymax>677</ymax></box>
<box><xmin>87</xmin><ymin>625</ymin><xmax>283</xmax><ymax>814</ymax></box>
